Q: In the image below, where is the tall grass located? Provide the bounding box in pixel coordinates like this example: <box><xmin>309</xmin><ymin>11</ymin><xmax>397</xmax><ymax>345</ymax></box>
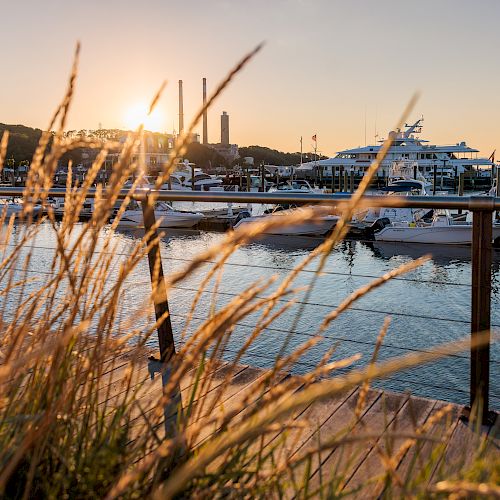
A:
<box><xmin>0</xmin><ymin>44</ymin><xmax>497</xmax><ymax>499</ymax></box>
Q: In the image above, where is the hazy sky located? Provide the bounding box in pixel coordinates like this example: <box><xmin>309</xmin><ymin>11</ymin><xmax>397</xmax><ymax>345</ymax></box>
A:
<box><xmin>2</xmin><ymin>0</ymin><xmax>500</xmax><ymax>157</ymax></box>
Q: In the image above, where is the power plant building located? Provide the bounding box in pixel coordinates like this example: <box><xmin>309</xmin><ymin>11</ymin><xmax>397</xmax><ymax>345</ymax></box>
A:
<box><xmin>209</xmin><ymin>111</ymin><xmax>238</xmax><ymax>163</ymax></box>
<box><xmin>221</xmin><ymin>111</ymin><xmax>229</xmax><ymax>145</ymax></box>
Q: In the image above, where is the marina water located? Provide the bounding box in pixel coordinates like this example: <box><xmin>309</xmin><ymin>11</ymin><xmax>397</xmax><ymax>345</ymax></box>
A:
<box><xmin>10</xmin><ymin>216</ymin><xmax>500</xmax><ymax>409</ymax></box>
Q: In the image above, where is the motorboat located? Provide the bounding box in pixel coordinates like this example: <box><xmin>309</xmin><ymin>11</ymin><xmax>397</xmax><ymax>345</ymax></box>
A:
<box><xmin>374</xmin><ymin>210</ymin><xmax>500</xmax><ymax>245</ymax></box>
<box><xmin>268</xmin><ymin>180</ymin><xmax>324</xmax><ymax>194</ymax></box>
<box><xmin>233</xmin><ymin>206</ymin><xmax>338</xmax><ymax>236</ymax></box>
<box><xmin>123</xmin><ymin>168</ymin><xmax>223</xmax><ymax>192</ymax></box>
<box><xmin>352</xmin><ymin>177</ymin><xmax>433</xmax><ymax>229</ymax></box>
<box><xmin>0</xmin><ymin>198</ymin><xmax>42</xmax><ymax>218</ymax></box>
<box><xmin>112</xmin><ymin>201</ymin><xmax>203</xmax><ymax>229</ymax></box>
<box><xmin>47</xmin><ymin>197</ymin><xmax>94</xmax><ymax>217</ymax></box>
<box><xmin>170</xmin><ymin>163</ymin><xmax>223</xmax><ymax>191</ymax></box>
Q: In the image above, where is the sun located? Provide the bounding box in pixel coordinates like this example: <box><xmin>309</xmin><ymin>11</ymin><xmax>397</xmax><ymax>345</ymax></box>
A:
<box><xmin>124</xmin><ymin>102</ymin><xmax>165</xmax><ymax>132</ymax></box>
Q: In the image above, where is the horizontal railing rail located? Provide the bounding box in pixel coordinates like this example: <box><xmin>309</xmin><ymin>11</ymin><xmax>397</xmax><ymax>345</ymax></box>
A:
<box><xmin>0</xmin><ymin>186</ymin><xmax>500</xmax><ymax>210</ymax></box>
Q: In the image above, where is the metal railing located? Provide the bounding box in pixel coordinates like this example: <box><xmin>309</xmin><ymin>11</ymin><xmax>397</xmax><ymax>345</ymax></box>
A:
<box><xmin>3</xmin><ymin>187</ymin><xmax>499</xmax><ymax>422</ymax></box>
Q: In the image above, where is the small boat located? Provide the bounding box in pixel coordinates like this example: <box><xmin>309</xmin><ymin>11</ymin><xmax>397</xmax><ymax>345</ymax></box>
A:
<box><xmin>352</xmin><ymin>179</ymin><xmax>433</xmax><ymax>231</ymax></box>
<box><xmin>0</xmin><ymin>198</ymin><xmax>42</xmax><ymax>218</ymax></box>
<box><xmin>112</xmin><ymin>201</ymin><xmax>203</xmax><ymax>229</ymax></box>
<box><xmin>374</xmin><ymin>210</ymin><xmax>500</xmax><ymax>245</ymax></box>
<box><xmin>233</xmin><ymin>207</ymin><xmax>338</xmax><ymax>236</ymax></box>
<box><xmin>47</xmin><ymin>197</ymin><xmax>94</xmax><ymax>217</ymax></box>
<box><xmin>268</xmin><ymin>180</ymin><xmax>324</xmax><ymax>194</ymax></box>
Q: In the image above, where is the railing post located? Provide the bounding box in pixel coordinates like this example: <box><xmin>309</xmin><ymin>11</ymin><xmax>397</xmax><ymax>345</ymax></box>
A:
<box><xmin>470</xmin><ymin>208</ymin><xmax>492</xmax><ymax>423</ymax></box>
<box><xmin>141</xmin><ymin>195</ymin><xmax>176</xmax><ymax>362</ymax></box>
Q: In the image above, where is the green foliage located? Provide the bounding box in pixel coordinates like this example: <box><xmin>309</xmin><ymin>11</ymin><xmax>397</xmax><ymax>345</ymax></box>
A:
<box><xmin>237</xmin><ymin>145</ymin><xmax>328</xmax><ymax>167</ymax></box>
<box><xmin>0</xmin><ymin>124</ymin><xmax>43</xmax><ymax>163</ymax></box>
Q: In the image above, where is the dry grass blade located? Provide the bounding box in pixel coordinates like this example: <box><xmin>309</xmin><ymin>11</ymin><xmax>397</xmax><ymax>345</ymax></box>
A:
<box><xmin>431</xmin><ymin>480</ymin><xmax>500</xmax><ymax>498</ymax></box>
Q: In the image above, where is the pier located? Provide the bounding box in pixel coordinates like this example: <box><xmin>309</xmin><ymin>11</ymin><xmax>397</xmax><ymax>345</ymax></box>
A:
<box><xmin>102</xmin><ymin>348</ymin><xmax>498</xmax><ymax>498</ymax></box>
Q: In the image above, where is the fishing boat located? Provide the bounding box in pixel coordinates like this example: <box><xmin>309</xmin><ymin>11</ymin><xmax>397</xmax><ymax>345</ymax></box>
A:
<box><xmin>352</xmin><ymin>173</ymin><xmax>433</xmax><ymax>230</ymax></box>
<box><xmin>112</xmin><ymin>201</ymin><xmax>203</xmax><ymax>229</ymax></box>
<box><xmin>374</xmin><ymin>210</ymin><xmax>500</xmax><ymax>245</ymax></box>
<box><xmin>233</xmin><ymin>207</ymin><xmax>338</xmax><ymax>236</ymax></box>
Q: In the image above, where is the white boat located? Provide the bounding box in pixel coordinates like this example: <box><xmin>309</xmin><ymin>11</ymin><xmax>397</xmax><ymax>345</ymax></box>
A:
<box><xmin>233</xmin><ymin>207</ymin><xmax>338</xmax><ymax>236</ymax></box>
<box><xmin>353</xmin><ymin>176</ymin><xmax>432</xmax><ymax>226</ymax></box>
<box><xmin>0</xmin><ymin>198</ymin><xmax>42</xmax><ymax>218</ymax></box>
<box><xmin>268</xmin><ymin>179</ymin><xmax>324</xmax><ymax>194</ymax></box>
<box><xmin>124</xmin><ymin>167</ymin><xmax>223</xmax><ymax>192</ymax></box>
<box><xmin>112</xmin><ymin>202</ymin><xmax>203</xmax><ymax>229</ymax></box>
<box><xmin>47</xmin><ymin>197</ymin><xmax>94</xmax><ymax>217</ymax></box>
<box><xmin>170</xmin><ymin>163</ymin><xmax>223</xmax><ymax>191</ymax></box>
<box><xmin>374</xmin><ymin>210</ymin><xmax>500</xmax><ymax>245</ymax></box>
<box><xmin>296</xmin><ymin>118</ymin><xmax>494</xmax><ymax>180</ymax></box>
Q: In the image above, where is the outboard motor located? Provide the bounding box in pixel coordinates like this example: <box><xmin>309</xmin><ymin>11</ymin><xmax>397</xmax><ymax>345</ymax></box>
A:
<box><xmin>366</xmin><ymin>217</ymin><xmax>391</xmax><ymax>239</ymax></box>
<box><xmin>233</xmin><ymin>210</ymin><xmax>251</xmax><ymax>225</ymax></box>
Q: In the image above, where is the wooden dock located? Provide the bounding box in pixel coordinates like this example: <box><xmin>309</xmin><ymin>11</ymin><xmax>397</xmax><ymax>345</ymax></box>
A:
<box><xmin>101</xmin><ymin>350</ymin><xmax>498</xmax><ymax>497</ymax></box>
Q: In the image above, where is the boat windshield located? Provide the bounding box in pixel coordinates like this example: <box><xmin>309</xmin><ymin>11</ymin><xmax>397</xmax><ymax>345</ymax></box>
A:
<box><xmin>156</xmin><ymin>202</ymin><xmax>174</xmax><ymax>211</ymax></box>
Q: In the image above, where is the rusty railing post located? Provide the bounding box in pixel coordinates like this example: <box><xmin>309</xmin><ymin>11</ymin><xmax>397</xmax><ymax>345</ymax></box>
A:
<box><xmin>141</xmin><ymin>194</ymin><xmax>176</xmax><ymax>362</ymax></box>
<box><xmin>470</xmin><ymin>208</ymin><xmax>492</xmax><ymax>423</ymax></box>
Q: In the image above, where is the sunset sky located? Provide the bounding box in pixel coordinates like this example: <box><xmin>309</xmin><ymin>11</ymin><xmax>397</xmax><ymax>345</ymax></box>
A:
<box><xmin>2</xmin><ymin>0</ymin><xmax>500</xmax><ymax>158</ymax></box>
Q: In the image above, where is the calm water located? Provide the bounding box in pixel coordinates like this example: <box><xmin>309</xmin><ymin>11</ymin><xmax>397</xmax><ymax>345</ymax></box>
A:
<box><xmin>6</xmin><ymin>215</ymin><xmax>500</xmax><ymax>409</ymax></box>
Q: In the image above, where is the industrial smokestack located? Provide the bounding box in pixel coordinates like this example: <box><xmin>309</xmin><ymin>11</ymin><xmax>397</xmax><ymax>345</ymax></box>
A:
<box><xmin>221</xmin><ymin>111</ymin><xmax>229</xmax><ymax>145</ymax></box>
<box><xmin>202</xmin><ymin>78</ymin><xmax>208</xmax><ymax>145</ymax></box>
<box><xmin>178</xmin><ymin>80</ymin><xmax>184</xmax><ymax>133</ymax></box>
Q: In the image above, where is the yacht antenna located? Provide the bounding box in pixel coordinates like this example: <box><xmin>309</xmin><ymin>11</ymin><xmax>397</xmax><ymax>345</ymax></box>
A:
<box><xmin>300</xmin><ymin>136</ymin><xmax>303</xmax><ymax>166</ymax></box>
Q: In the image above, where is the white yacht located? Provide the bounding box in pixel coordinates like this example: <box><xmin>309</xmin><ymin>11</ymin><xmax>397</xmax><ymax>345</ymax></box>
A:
<box><xmin>296</xmin><ymin>118</ymin><xmax>494</xmax><ymax>180</ymax></box>
<box><xmin>112</xmin><ymin>201</ymin><xmax>203</xmax><ymax>229</ymax></box>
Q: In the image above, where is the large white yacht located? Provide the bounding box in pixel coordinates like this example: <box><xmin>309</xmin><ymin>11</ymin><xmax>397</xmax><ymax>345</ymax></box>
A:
<box><xmin>297</xmin><ymin>118</ymin><xmax>494</xmax><ymax>179</ymax></box>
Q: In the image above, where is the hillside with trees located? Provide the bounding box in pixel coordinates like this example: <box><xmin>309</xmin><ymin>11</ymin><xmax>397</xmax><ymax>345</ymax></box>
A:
<box><xmin>0</xmin><ymin>123</ymin><xmax>325</xmax><ymax>170</ymax></box>
<box><xmin>0</xmin><ymin>124</ymin><xmax>44</xmax><ymax>162</ymax></box>
<box><xmin>237</xmin><ymin>145</ymin><xmax>327</xmax><ymax>166</ymax></box>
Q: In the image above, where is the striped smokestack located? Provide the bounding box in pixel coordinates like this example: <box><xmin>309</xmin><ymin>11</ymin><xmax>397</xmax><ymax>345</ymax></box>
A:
<box><xmin>178</xmin><ymin>80</ymin><xmax>184</xmax><ymax>133</ymax></box>
<box><xmin>202</xmin><ymin>78</ymin><xmax>208</xmax><ymax>144</ymax></box>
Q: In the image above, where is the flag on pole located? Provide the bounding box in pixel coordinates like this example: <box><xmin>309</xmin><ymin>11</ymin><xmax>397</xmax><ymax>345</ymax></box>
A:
<box><xmin>312</xmin><ymin>134</ymin><xmax>317</xmax><ymax>142</ymax></box>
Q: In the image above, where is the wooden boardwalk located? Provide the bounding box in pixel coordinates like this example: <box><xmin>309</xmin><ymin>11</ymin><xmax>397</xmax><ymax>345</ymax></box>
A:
<box><xmin>102</xmin><ymin>351</ymin><xmax>499</xmax><ymax>498</ymax></box>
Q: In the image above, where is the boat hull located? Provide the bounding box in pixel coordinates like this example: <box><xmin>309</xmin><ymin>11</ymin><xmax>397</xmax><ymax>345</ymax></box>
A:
<box><xmin>113</xmin><ymin>210</ymin><xmax>203</xmax><ymax>229</ymax></box>
<box><xmin>375</xmin><ymin>224</ymin><xmax>500</xmax><ymax>245</ymax></box>
<box><xmin>234</xmin><ymin>215</ymin><xmax>338</xmax><ymax>236</ymax></box>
